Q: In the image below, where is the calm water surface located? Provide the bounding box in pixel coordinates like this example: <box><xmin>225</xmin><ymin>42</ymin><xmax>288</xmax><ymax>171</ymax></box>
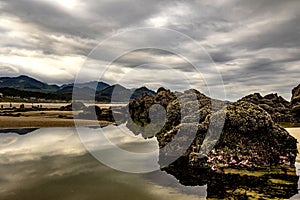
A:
<box><xmin>0</xmin><ymin>127</ymin><xmax>206</xmax><ymax>200</ymax></box>
<box><xmin>0</xmin><ymin>127</ymin><xmax>300</xmax><ymax>199</ymax></box>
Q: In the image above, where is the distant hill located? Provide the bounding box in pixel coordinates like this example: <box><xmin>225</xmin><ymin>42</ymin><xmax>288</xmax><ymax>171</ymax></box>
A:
<box><xmin>0</xmin><ymin>75</ymin><xmax>156</xmax><ymax>102</ymax></box>
<box><xmin>0</xmin><ymin>75</ymin><xmax>110</xmax><ymax>93</ymax></box>
<box><xmin>0</xmin><ymin>75</ymin><xmax>59</xmax><ymax>92</ymax></box>
<box><xmin>96</xmin><ymin>84</ymin><xmax>130</xmax><ymax>102</ymax></box>
<box><xmin>0</xmin><ymin>87</ymin><xmax>68</xmax><ymax>101</ymax></box>
<box><xmin>96</xmin><ymin>85</ymin><xmax>155</xmax><ymax>102</ymax></box>
<box><xmin>59</xmin><ymin>86</ymin><xmax>97</xmax><ymax>101</ymax></box>
<box><xmin>130</xmin><ymin>86</ymin><xmax>156</xmax><ymax>99</ymax></box>
<box><xmin>57</xmin><ymin>86</ymin><xmax>74</xmax><ymax>93</ymax></box>
<box><xmin>60</xmin><ymin>81</ymin><xmax>110</xmax><ymax>92</ymax></box>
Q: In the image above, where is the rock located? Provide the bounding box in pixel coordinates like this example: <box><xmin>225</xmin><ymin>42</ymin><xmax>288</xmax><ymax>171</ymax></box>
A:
<box><xmin>291</xmin><ymin>84</ymin><xmax>300</xmax><ymax>122</ymax></box>
<box><xmin>236</xmin><ymin>84</ymin><xmax>300</xmax><ymax>123</ymax></box>
<box><xmin>60</xmin><ymin>102</ymin><xmax>86</xmax><ymax>111</ymax></box>
<box><xmin>126</xmin><ymin>87</ymin><xmax>299</xmax><ymax>198</ymax></box>
<box><xmin>98</xmin><ymin>107</ymin><xmax>114</xmax><ymax>122</ymax></box>
<box><xmin>127</xmin><ymin>88</ymin><xmax>298</xmax><ymax>172</ymax></box>
<box><xmin>239</xmin><ymin>93</ymin><xmax>293</xmax><ymax>123</ymax></box>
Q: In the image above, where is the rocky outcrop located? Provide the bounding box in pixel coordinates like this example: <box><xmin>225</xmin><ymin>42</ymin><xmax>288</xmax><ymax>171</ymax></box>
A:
<box><xmin>291</xmin><ymin>84</ymin><xmax>300</xmax><ymax>122</ymax></box>
<box><xmin>239</xmin><ymin>93</ymin><xmax>293</xmax><ymax>123</ymax></box>
<box><xmin>60</xmin><ymin>102</ymin><xmax>86</xmax><ymax>111</ymax></box>
<box><xmin>188</xmin><ymin>101</ymin><xmax>297</xmax><ymax>169</ymax></box>
<box><xmin>127</xmin><ymin>88</ymin><xmax>298</xmax><ymax>172</ymax></box>
<box><xmin>75</xmin><ymin>104</ymin><xmax>127</xmax><ymax>123</ymax></box>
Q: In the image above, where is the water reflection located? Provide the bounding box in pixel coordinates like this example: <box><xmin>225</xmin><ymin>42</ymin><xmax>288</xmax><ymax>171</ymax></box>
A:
<box><xmin>0</xmin><ymin>127</ymin><xmax>299</xmax><ymax>199</ymax></box>
<box><xmin>0</xmin><ymin>127</ymin><xmax>207</xmax><ymax>200</ymax></box>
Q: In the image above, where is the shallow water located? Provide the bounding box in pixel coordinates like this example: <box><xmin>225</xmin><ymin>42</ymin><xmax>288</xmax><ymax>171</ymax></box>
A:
<box><xmin>0</xmin><ymin>102</ymin><xmax>126</xmax><ymax>109</ymax></box>
<box><xmin>0</xmin><ymin>127</ymin><xmax>300</xmax><ymax>199</ymax></box>
<box><xmin>0</xmin><ymin>127</ymin><xmax>207</xmax><ymax>200</ymax></box>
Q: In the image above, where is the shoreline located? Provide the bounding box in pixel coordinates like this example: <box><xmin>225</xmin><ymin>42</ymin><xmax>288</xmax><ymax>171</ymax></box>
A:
<box><xmin>0</xmin><ymin>116</ymin><xmax>114</xmax><ymax>128</ymax></box>
<box><xmin>0</xmin><ymin>102</ymin><xmax>120</xmax><ymax>128</ymax></box>
<box><xmin>0</xmin><ymin>101</ymin><xmax>127</xmax><ymax>109</ymax></box>
<box><xmin>1</xmin><ymin>115</ymin><xmax>300</xmax><ymax>129</ymax></box>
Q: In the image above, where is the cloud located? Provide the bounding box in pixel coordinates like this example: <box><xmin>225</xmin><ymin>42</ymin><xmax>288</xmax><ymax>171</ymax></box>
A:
<box><xmin>0</xmin><ymin>64</ymin><xmax>19</xmax><ymax>75</ymax></box>
<box><xmin>0</xmin><ymin>0</ymin><xmax>299</xmax><ymax>100</ymax></box>
<box><xmin>0</xmin><ymin>126</ymin><xmax>158</xmax><ymax>164</ymax></box>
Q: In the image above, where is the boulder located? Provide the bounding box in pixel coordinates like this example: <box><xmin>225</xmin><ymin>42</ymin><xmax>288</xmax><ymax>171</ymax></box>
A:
<box><xmin>60</xmin><ymin>102</ymin><xmax>86</xmax><ymax>111</ymax></box>
<box><xmin>291</xmin><ymin>84</ymin><xmax>300</xmax><ymax>122</ymax></box>
<box><xmin>127</xmin><ymin>88</ymin><xmax>298</xmax><ymax>171</ymax></box>
<box><xmin>239</xmin><ymin>93</ymin><xmax>293</xmax><ymax>123</ymax></box>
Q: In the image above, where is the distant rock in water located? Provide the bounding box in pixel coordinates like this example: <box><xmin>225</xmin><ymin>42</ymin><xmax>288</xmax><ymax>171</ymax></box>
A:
<box><xmin>127</xmin><ymin>88</ymin><xmax>298</xmax><ymax>173</ymax></box>
<box><xmin>239</xmin><ymin>93</ymin><xmax>293</xmax><ymax>123</ymax></box>
<box><xmin>60</xmin><ymin>102</ymin><xmax>86</xmax><ymax>111</ymax></box>
<box><xmin>291</xmin><ymin>84</ymin><xmax>300</xmax><ymax>122</ymax></box>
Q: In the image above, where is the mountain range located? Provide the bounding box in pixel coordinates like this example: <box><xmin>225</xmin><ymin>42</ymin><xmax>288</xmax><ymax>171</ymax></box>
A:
<box><xmin>0</xmin><ymin>75</ymin><xmax>155</xmax><ymax>102</ymax></box>
<box><xmin>0</xmin><ymin>75</ymin><xmax>59</xmax><ymax>92</ymax></box>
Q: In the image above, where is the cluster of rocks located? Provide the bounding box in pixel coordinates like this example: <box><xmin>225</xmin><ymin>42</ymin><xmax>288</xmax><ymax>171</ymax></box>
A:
<box><xmin>189</xmin><ymin>100</ymin><xmax>297</xmax><ymax>170</ymax></box>
<box><xmin>239</xmin><ymin>93</ymin><xmax>293</xmax><ymax>123</ymax></box>
<box><xmin>62</xmin><ymin>102</ymin><xmax>125</xmax><ymax>123</ymax></box>
<box><xmin>127</xmin><ymin>87</ymin><xmax>298</xmax><ymax>171</ymax></box>
<box><xmin>80</xmin><ymin>85</ymin><xmax>299</xmax><ymax>198</ymax></box>
<box><xmin>65</xmin><ymin>85</ymin><xmax>300</xmax><ymax>171</ymax></box>
<box><xmin>238</xmin><ymin>84</ymin><xmax>300</xmax><ymax>123</ymax></box>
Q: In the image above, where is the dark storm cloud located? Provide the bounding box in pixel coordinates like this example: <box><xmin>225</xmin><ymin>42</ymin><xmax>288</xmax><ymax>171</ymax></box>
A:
<box><xmin>0</xmin><ymin>0</ymin><xmax>299</xmax><ymax>100</ymax></box>
<box><xmin>85</xmin><ymin>0</ymin><xmax>162</xmax><ymax>27</ymax></box>
<box><xmin>0</xmin><ymin>0</ymin><xmax>162</xmax><ymax>39</ymax></box>
<box><xmin>1</xmin><ymin>0</ymin><xmax>105</xmax><ymax>39</ymax></box>
<box><xmin>231</xmin><ymin>16</ymin><xmax>300</xmax><ymax>51</ymax></box>
<box><xmin>209</xmin><ymin>51</ymin><xmax>235</xmax><ymax>63</ymax></box>
<box><xmin>110</xmin><ymin>49</ymin><xmax>195</xmax><ymax>72</ymax></box>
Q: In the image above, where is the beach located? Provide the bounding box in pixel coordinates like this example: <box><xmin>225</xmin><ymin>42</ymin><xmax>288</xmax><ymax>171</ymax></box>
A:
<box><xmin>0</xmin><ymin>102</ymin><xmax>123</xmax><ymax>128</ymax></box>
<box><xmin>286</xmin><ymin>128</ymin><xmax>300</xmax><ymax>163</ymax></box>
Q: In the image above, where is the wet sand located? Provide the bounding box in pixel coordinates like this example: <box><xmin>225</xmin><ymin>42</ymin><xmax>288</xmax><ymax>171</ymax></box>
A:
<box><xmin>0</xmin><ymin>116</ymin><xmax>113</xmax><ymax>128</ymax></box>
<box><xmin>0</xmin><ymin>117</ymin><xmax>113</xmax><ymax>128</ymax></box>
<box><xmin>0</xmin><ymin>102</ymin><xmax>126</xmax><ymax>109</ymax></box>
<box><xmin>0</xmin><ymin>102</ymin><xmax>122</xmax><ymax>128</ymax></box>
<box><xmin>0</xmin><ymin>102</ymin><xmax>69</xmax><ymax>109</ymax></box>
<box><xmin>0</xmin><ymin>109</ymin><xmax>113</xmax><ymax>128</ymax></box>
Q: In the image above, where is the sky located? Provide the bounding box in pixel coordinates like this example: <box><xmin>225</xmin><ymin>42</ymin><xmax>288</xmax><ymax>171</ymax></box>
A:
<box><xmin>0</xmin><ymin>0</ymin><xmax>299</xmax><ymax>101</ymax></box>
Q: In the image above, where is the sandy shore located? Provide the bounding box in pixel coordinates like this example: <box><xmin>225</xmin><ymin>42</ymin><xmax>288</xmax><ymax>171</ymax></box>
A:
<box><xmin>0</xmin><ymin>116</ymin><xmax>114</xmax><ymax>128</ymax></box>
<box><xmin>0</xmin><ymin>102</ymin><xmax>126</xmax><ymax>109</ymax></box>
<box><xmin>0</xmin><ymin>116</ymin><xmax>115</xmax><ymax>128</ymax></box>
<box><xmin>0</xmin><ymin>102</ymin><xmax>124</xmax><ymax>128</ymax></box>
<box><xmin>1</xmin><ymin>109</ymin><xmax>299</xmax><ymax>134</ymax></box>
<box><xmin>0</xmin><ymin>109</ymin><xmax>114</xmax><ymax>128</ymax></box>
<box><xmin>286</xmin><ymin>128</ymin><xmax>300</xmax><ymax>135</ymax></box>
<box><xmin>286</xmin><ymin>128</ymin><xmax>300</xmax><ymax>162</ymax></box>
<box><xmin>0</xmin><ymin>102</ymin><xmax>69</xmax><ymax>109</ymax></box>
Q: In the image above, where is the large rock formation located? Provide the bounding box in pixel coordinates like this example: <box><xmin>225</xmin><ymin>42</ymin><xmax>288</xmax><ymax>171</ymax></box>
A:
<box><xmin>127</xmin><ymin>88</ymin><xmax>298</xmax><ymax>171</ymax></box>
<box><xmin>291</xmin><ymin>84</ymin><xmax>300</xmax><ymax>122</ymax></box>
<box><xmin>127</xmin><ymin>88</ymin><xmax>299</xmax><ymax>198</ymax></box>
<box><xmin>239</xmin><ymin>93</ymin><xmax>293</xmax><ymax>123</ymax></box>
